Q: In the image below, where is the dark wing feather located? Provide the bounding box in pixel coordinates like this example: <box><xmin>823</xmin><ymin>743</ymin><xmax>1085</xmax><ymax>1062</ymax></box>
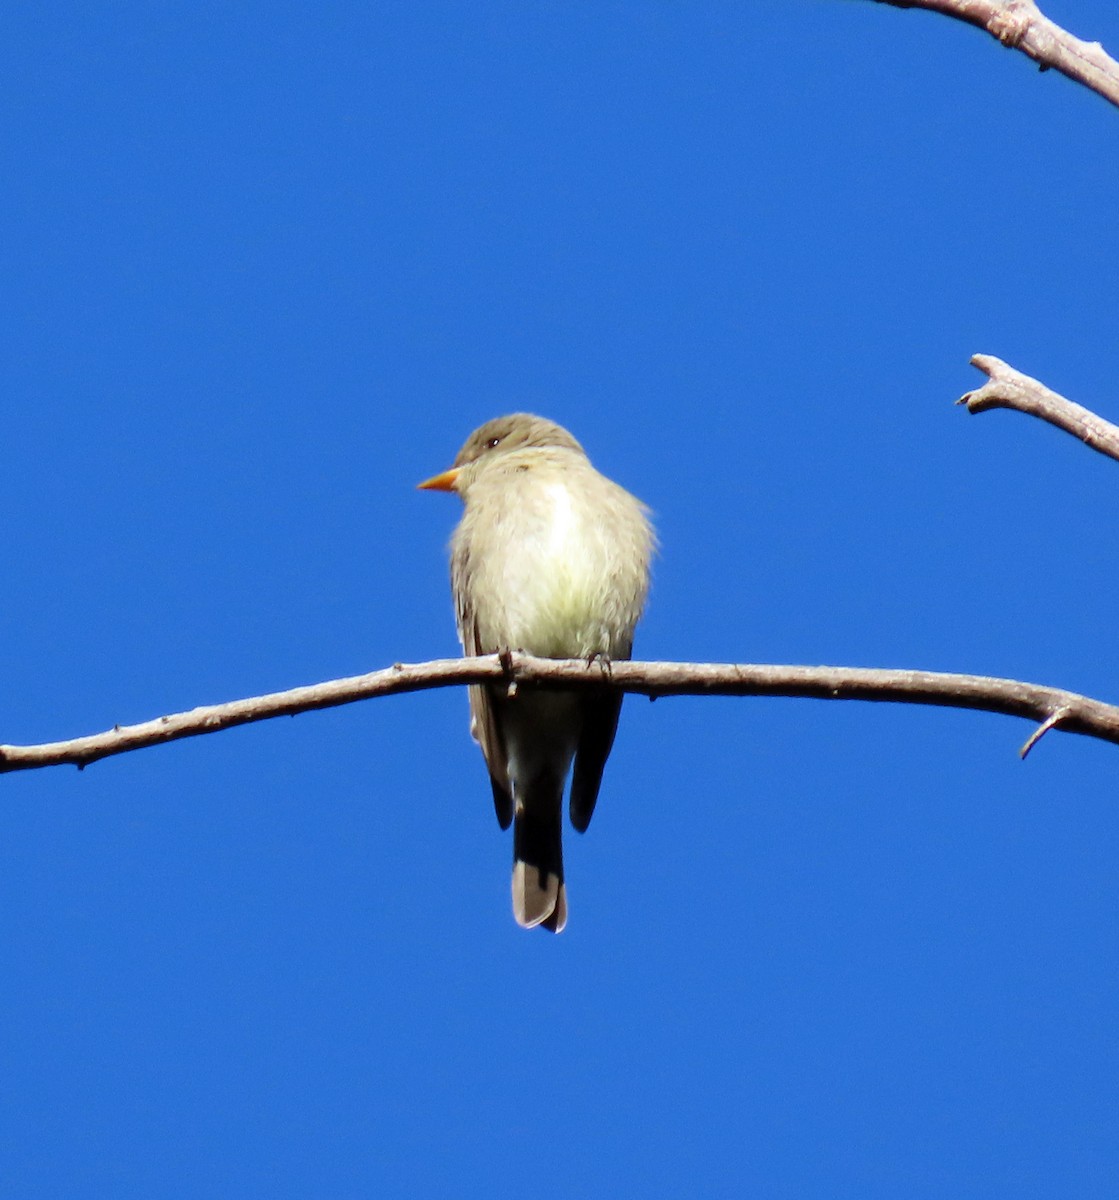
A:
<box><xmin>569</xmin><ymin>689</ymin><xmax>624</xmax><ymax>833</ymax></box>
<box><xmin>462</xmin><ymin>617</ymin><xmax>514</xmax><ymax>830</ymax></box>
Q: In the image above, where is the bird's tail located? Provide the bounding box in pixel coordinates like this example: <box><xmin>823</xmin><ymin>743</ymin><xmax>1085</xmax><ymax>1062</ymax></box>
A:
<box><xmin>511</xmin><ymin>787</ymin><xmax>567</xmax><ymax>933</ymax></box>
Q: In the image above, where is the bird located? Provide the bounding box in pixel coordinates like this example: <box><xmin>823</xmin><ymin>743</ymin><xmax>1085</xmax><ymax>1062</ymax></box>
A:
<box><xmin>419</xmin><ymin>414</ymin><xmax>653</xmax><ymax>931</ymax></box>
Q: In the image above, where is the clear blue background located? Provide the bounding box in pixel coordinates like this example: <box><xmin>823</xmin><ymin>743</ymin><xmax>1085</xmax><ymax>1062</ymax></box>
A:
<box><xmin>1</xmin><ymin>2</ymin><xmax>1117</xmax><ymax>1195</ymax></box>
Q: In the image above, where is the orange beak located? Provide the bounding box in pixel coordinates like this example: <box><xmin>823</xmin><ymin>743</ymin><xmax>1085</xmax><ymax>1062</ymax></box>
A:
<box><xmin>417</xmin><ymin>467</ymin><xmax>461</xmax><ymax>492</ymax></box>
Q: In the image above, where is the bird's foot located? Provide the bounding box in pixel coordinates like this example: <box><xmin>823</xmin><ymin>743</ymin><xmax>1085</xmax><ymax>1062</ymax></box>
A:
<box><xmin>586</xmin><ymin>650</ymin><xmax>613</xmax><ymax>679</ymax></box>
<box><xmin>499</xmin><ymin>647</ymin><xmax>518</xmax><ymax>697</ymax></box>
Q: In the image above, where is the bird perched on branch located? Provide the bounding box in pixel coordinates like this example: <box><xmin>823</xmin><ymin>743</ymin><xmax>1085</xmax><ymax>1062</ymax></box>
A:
<box><xmin>420</xmin><ymin>414</ymin><xmax>653</xmax><ymax>931</ymax></box>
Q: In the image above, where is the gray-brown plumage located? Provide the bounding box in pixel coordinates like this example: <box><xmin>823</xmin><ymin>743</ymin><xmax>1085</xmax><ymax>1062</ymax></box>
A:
<box><xmin>419</xmin><ymin>414</ymin><xmax>653</xmax><ymax>932</ymax></box>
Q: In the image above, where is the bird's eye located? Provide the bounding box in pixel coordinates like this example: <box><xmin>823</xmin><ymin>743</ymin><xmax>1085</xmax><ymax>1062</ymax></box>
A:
<box><xmin>486</xmin><ymin>436</ymin><xmax>502</xmax><ymax>449</ymax></box>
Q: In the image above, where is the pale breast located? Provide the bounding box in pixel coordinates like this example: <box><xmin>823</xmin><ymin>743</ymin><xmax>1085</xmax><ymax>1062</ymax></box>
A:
<box><xmin>454</xmin><ymin>459</ymin><xmax>651</xmax><ymax>660</ymax></box>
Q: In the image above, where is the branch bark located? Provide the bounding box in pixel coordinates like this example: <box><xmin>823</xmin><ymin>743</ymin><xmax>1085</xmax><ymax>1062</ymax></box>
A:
<box><xmin>870</xmin><ymin>0</ymin><xmax>1119</xmax><ymax>109</ymax></box>
<box><xmin>959</xmin><ymin>354</ymin><xmax>1119</xmax><ymax>464</ymax></box>
<box><xmin>2</xmin><ymin>654</ymin><xmax>1118</xmax><ymax>775</ymax></box>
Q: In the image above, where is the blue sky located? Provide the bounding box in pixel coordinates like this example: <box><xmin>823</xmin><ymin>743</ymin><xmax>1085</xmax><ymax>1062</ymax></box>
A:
<box><xmin>2</xmin><ymin>2</ymin><xmax>1118</xmax><ymax>1195</ymax></box>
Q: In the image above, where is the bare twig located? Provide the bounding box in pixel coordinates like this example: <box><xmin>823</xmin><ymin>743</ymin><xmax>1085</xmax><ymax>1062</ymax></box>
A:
<box><xmin>870</xmin><ymin>0</ymin><xmax>1119</xmax><ymax>109</ymax></box>
<box><xmin>1019</xmin><ymin>705</ymin><xmax>1072</xmax><ymax>759</ymax></box>
<box><xmin>2</xmin><ymin>655</ymin><xmax>1118</xmax><ymax>775</ymax></box>
<box><xmin>959</xmin><ymin>354</ymin><xmax>1119</xmax><ymax>464</ymax></box>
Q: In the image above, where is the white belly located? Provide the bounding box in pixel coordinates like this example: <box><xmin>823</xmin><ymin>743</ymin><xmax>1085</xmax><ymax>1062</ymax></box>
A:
<box><xmin>508</xmin><ymin>481</ymin><xmax>607</xmax><ymax>656</ymax></box>
<box><xmin>454</xmin><ymin>458</ymin><xmax>649</xmax><ymax>662</ymax></box>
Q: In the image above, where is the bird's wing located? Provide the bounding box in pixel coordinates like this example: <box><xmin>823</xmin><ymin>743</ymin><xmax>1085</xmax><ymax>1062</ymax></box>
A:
<box><xmin>569</xmin><ymin>688</ymin><xmax>624</xmax><ymax>833</ymax></box>
<box><xmin>463</xmin><ymin>616</ymin><xmax>514</xmax><ymax>830</ymax></box>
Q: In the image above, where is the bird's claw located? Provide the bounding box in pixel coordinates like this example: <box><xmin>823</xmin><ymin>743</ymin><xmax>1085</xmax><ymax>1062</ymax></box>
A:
<box><xmin>499</xmin><ymin>647</ymin><xmax>517</xmax><ymax>697</ymax></box>
<box><xmin>586</xmin><ymin>650</ymin><xmax>613</xmax><ymax>679</ymax></box>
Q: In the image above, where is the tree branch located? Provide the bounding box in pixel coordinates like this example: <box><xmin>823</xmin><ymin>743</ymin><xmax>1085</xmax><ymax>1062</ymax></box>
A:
<box><xmin>2</xmin><ymin>654</ymin><xmax>1118</xmax><ymax>774</ymax></box>
<box><xmin>869</xmin><ymin>0</ymin><xmax>1119</xmax><ymax>109</ymax></box>
<box><xmin>959</xmin><ymin>353</ymin><xmax>1119</xmax><ymax>464</ymax></box>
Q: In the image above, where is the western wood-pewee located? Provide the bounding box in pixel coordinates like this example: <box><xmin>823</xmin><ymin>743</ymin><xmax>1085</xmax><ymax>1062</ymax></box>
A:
<box><xmin>420</xmin><ymin>414</ymin><xmax>653</xmax><ymax>932</ymax></box>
